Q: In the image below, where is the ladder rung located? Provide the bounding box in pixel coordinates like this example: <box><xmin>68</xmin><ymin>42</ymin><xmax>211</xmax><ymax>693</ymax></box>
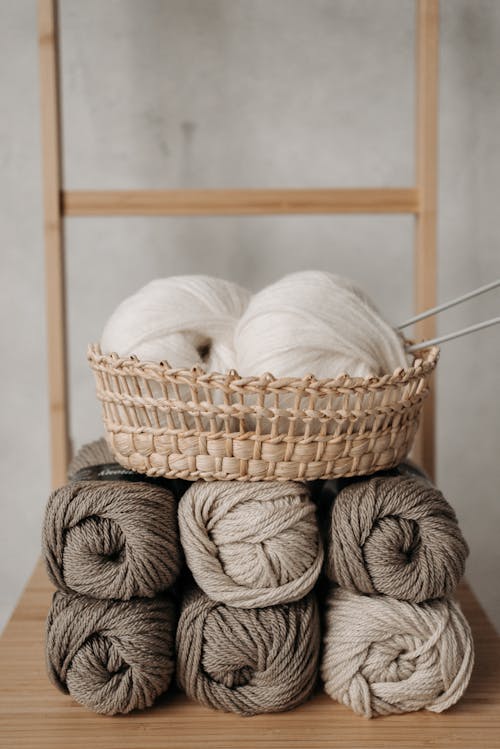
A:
<box><xmin>62</xmin><ymin>188</ymin><xmax>419</xmax><ymax>217</ymax></box>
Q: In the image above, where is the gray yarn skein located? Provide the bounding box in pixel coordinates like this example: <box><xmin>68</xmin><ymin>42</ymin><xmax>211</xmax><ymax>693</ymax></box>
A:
<box><xmin>43</xmin><ymin>439</ymin><xmax>182</xmax><ymax>600</ymax></box>
<box><xmin>176</xmin><ymin>586</ymin><xmax>320</xmax><ymax>716</ymax></box>
<box><xmin>46</xmin><ymin>590</ymin><xmax>176</xmax><ymax>715</ymax></box>
<box><xmin>178</xmin><ymin>480</ymin><xmax>323</xmax><ymax>608</ymax></box>
<box><xmin>326</xmin><ymin>474</ymin><xmax>468</xmax><ymax>602</ymax></box>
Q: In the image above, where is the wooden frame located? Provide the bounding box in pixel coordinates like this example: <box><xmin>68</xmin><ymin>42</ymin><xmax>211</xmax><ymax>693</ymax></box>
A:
<box><xmin>63</xmin><ymin>187</ymin><xmax>419</xmax><ymax>216</ymax></box>
<box><xmin>38</xmin><ymin>0</ymin><xmax>438</xmax><ymax>487</ymax></box>
<box><xmin>38</xmin><ymin>0</ymin><xmax>70</xmax><ymax>488</ymax></box>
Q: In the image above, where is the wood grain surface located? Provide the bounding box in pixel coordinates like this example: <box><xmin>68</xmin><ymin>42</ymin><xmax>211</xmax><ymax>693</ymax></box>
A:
<box><xmin>62</xmin><ymin>188</ymin><xmax>419</xmax><ymax>216</ymax></box>
<box><xmin>413</xmin><ymin>0</ymin><xmax>439</xmax><ymax>479</ymax></box>
<box><xmin>0</xmin><ymin>561</ymin><xmax>499</xmax><ymax>748</ymax></box>
<box><xmin>38</xmin><ymin>0</ymin><xmax>70</xmax><ymax>488</ymax></box>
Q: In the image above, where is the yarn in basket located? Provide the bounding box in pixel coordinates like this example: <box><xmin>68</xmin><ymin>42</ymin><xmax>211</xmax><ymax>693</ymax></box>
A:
<box><xmin>235</xmin><ymin>271</ymin><xmax>409</xmax><ymax>378</ymax></box>
<box><xmin>42</xmin><ymin>439</ymin><xmax>182</xmax><ymax>600</ymax></box>
<box><xmin>46</xmin><ymin>591</ymin><xmax>177</xmax><ymax>715</ymax></box>
<box><xmin>178</xmin><ymin>480</ymin><xmax>323</xmax><ymax>608</ymax></box>
<box><xmin>321</xmin><ymin>586</ymin><xmax>474</xmax><ymax>718</ymax></box>
<box><xmin>100</xmin><ymin>271</ymin><xmax>408</xmax><ymax>379</ymax></box>
<box><xmin>101</xmin><ymin>275</ymin><xmax>251</xmax><ymax>372</ymax></box>
<box><xmin>325</xmin><ymin>473</ymin><xmax>469</xmax><ymax>602</ymax></box>
<box><xmin>176</xmin><ymin>586</ymin><xmax>320</xmax><ymax>716</ymax></box>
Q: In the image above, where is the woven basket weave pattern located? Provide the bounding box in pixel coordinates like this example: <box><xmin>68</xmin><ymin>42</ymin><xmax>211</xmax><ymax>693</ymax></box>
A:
<box><xmin>88</xmin><ymin>344</ymin><xmax>439</xmax><ymax>482</ymax></box>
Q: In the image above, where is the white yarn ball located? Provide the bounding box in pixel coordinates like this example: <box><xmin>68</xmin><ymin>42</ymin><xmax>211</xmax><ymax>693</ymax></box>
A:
<box><xmin>101</xmin><ymin>276</ymin><xmax>251</xmax><ymax>371</ymax></box>
<box><xmin>235</xmin><ymin>271</ymin><xmax>409</xmax><ymax>379</ymax></box>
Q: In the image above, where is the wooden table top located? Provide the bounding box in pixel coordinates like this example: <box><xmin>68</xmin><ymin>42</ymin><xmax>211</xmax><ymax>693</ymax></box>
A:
<box><xmin>0</xmin><ymin>561</ymin><xmax>499</xmax><ymax>749</ymax></box>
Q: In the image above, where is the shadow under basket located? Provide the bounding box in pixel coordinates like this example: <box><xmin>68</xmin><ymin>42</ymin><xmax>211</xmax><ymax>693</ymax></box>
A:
<box><xmin>87</xmin><ymin>343</ymin><xmax>439</xmax><ymax>482</ymax></box>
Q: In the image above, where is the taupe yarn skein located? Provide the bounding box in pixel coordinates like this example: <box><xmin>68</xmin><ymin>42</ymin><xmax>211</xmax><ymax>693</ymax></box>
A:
<box><xmin>326</xmin><ymin>474</ymin><xmax>468</xmax><ymax>602</ymax></box>
<box><xmin>321</xmin><ymin>586</ymin><xmax>474</xmax><ymax>718</ymax></box>
<box><xmin>67</xmin><ymin>437</ymin><xmax>114</xmax><ymax>476</ymax></box>
<box><xmin>178</xmin><ymin>480</ymin><xmax>323</xmax><ymax>608</ymax></box>
<box><xmin>176</xmin><ymin>587</ymin><xmax>320</xmax><ymax>716</ymax></box>
<box><xmin>43</xmin><ymin>439</ymin><xmax>182</xmax><ymax>600</ymax></box>
<box><xmin>46</xmin><ymin>590</ymin><xmax>176</xmax><ymax>715</ymax></box>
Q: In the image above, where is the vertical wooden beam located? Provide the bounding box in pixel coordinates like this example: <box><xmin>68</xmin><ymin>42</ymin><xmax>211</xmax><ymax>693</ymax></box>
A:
<box><xmin>38</xmin><ymin>0</ymin><xmax>70</xmax><ymax>488</ymax></box>
<box><xmin>414</xmin><ymin>0</ymin><xmax>439</xmax><ymax>479</ymax></box>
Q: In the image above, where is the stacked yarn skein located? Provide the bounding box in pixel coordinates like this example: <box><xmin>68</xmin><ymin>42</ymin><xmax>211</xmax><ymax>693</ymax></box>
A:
<box><xmin>320</xmin><ymin>465</ymin><xmax>474</xmax><ymax>718</ymax></box>
<box><xmin>177</xmin><ymin>587</ymin><xmax>319</xmax><ymax>717</ymax></box>
<box><xmin>324</xmin><ymin>466</ymin><xmax>469</xmax><ymax>602</ymax></box>
<box><xmin>43</xmin><ymin>440</ymin><xmax>182</xmax><ymax>715</ymax></box>
<box><xmin>321</xmin><ymin>588</ymin><xmax>474</xmax><ymax>718</ymax></box>
<box><xmin>178</xmin><ymin>481</ymin><xmax>323</xmax><ymax>608</ymax></box>
<box><xmin>176</xmin><ymin>480</ymin><xmax>323</xmax><ymax>715</ymax></box>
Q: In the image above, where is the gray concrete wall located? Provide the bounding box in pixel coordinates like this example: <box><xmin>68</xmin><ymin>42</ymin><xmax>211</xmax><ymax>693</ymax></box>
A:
<box><xmin>1</xmin><ymin>0</ymin><xmax>499</xmax><ymax>630</ymax></box>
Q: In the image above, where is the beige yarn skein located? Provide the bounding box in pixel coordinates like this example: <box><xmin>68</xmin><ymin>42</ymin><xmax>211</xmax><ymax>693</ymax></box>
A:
<box><xmin>321</xmin><ymin>587</ymin><xmax>474</xmax><ymax>718</ymax></box>
<box><xmin>176</xmin><ymin>587</ymin><xmax>320</xmax><ymax>716</ymax></box>
<box><xmin>326</xmin><ymin>474</ymin><xmax>468</xmax><ymax>602</ymax></box>
<box><xmin>178</xmin><ymin>481</ymin><xmax>323</xmax><ymax>608</ymax></box>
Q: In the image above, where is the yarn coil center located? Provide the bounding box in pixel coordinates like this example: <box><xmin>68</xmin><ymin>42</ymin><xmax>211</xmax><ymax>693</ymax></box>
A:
<box><xmin>63</xmin><ymin>516</ymin><xmax>126</xmax><ymax>573</ymax></box>
<box><xmin>210</xmin><ymin>495</ymin><xmax>319</xmax><ymax>590</ymax></box>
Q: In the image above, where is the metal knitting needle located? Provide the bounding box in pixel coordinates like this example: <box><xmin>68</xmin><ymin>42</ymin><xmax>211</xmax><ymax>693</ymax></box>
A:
<box><xmin>398</xmin><ymin>279</ymin><xmax>500</xmax><ymax>329</ymax></box>
<box><xmin>407</xmin><ymin>315</ymin><xmax>500</xmax><ymax>352</ymax></box>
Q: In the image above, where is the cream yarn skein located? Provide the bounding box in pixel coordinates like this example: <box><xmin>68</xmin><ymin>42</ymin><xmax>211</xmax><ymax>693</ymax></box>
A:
<box><xmin>101</xmin><ymin>275</ymin><xmax>251</xmax><ymax>372</ymax></box>
<box><xmin>321</xmin><ymin>587</ymin><xmax>474</xmax><ymax>718</ymax></box>
<box><xmin>178</xmin><ymin>481</ymin><xmax>323</xmax><ymax>608</ymax></box>
<box><xmin>235</xmin><ymin>271</ymin><xmax>408</xmax><ymax>379</ymax></box>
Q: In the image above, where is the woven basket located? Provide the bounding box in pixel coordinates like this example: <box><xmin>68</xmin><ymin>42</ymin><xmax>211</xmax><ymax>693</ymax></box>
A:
<box><xmin>88</xmin><ymin>343</ymin><xmax>439</xmax><ymax>482</ymax></box>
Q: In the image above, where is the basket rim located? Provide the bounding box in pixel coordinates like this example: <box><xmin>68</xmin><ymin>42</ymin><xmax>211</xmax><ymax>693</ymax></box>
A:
<box><xmin>88</xmin><ymin>342</ymin><xmax>439</xmax><ymax>391</ymax></box>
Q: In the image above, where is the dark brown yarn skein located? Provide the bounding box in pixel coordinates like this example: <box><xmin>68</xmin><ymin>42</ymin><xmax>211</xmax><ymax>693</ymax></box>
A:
<box><xmin>46</xmin><ymin>591</ymin><xmax>176</xmax><ymax>715</ymax></box>
<box><xmin>176</xmin><ymin>586</ymin><xmax>320</xmax><ymax>716</ymax></box>
<box><xmin>42</xmin><ymin>439</ymin><xmax>182</xmax><ymax>600</ymax></box>
<box><xmin>326</xmin><ymin>474</ymin><xmax>468</xmax><ymax>603</ymax></box>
